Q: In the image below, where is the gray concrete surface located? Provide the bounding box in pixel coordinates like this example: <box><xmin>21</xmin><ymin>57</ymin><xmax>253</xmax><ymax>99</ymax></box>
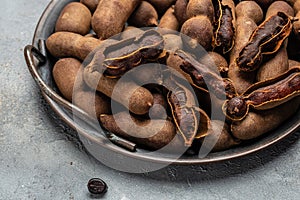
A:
<box><xmin>0</xmin><ymin>0</ymin><xmax>299</xmax><ymax>199</ymax></box>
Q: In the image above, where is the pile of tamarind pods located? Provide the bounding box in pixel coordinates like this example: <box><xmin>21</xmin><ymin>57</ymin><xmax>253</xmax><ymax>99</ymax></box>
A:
<box><xmin>46</xmin><ymin>0</ymin><xmax>300</xmax><ymax>154</ymax></box>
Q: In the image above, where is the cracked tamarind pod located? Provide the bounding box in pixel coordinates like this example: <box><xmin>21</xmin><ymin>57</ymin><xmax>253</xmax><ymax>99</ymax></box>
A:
<box><xmin>230</xmin><ymin>97</ymin><xmax>300</xmax><ymax>140</ymax></box>
<box><xmin>222</xmin><ymin>67</ymin><xmax>300</xmax><ymax>121</ymax></box>
<box><xmin>127</xmin><ymin>1</ymin><xmax>158</xmax><ymax>27</ymax></box>
<box><xmin>100</xmin><ymin>30</ymin><xmax>164</xmax><ymax>78</ymax></box>
<box><xmin>167</xmin><ymin>50</ymin><xmax>237</xmax><ymax>99</ymax></box>
<box><xmin>92</xmin><ymin>0</ymin><xmax>141</xmax><ymax>39</ymax></box>
<box><xmin>164</xmin><ymin>75</ymin><xmax>210</xmax><ymax>147</ymax></box>
<box><xmin>235</xmin><ymin>1</ymin><xmax>263</xmax><ymax>25</ymax></box>
<box><xmin>236</xmin><ymin>12</ymin><xmax>294</xmax><ymax>72</ymax></box>
<box><xmin>212</xmin><ymin>0</ymin><xmax>236</xmax><ymax>54</ymax></box>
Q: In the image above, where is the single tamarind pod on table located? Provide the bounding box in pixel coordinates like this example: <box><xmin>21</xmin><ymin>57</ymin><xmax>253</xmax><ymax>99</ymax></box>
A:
<box><xmin>55</xmin><ymin>2</ymin><xmax>92</xmax><ymax>35</ymax></box>
<box><xmin>236</xmin><ymin>12</ymin><xmax>294</xmax><ymax>72</ymax></box>
<box><xmin>230</xmin><ymin>97</ymin><xmax>300</xmax><ymax>140</ymax></box>
<box><xmin>235</xmin><ymin>1</ymin><xmax>263</xmax><ymax>25</ymax></box>
<box><xmin>128</xmin><ymin>1</ymin><xmax>158</xmax><ymax>27</ymax></box>
<box><xmin>46</xmin><ymin>32</ymin><xmax>102</xmax><ymax>60</ymax></box>
<box><xmin>92</xmin><ymin>0</ymin><xmax>141</xmax><ymax>39</ymax></box>
<box><xmin>223</xmin><ymin>67</ymin><xmax>300</xmax><ymax>121</ymax></box>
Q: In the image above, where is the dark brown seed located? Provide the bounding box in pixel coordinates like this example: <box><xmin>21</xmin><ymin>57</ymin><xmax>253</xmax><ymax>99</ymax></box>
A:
<box><xmin>87</xmin><ymin>178</ymin><xmax>108</xmax><ymax>195</ymax></box>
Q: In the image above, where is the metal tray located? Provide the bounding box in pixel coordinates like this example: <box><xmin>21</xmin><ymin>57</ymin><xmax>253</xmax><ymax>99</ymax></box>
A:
<box><xmin>24</xmin><ymin>0</ymin><xmax>300</xmax><ymax>173</ymax></box>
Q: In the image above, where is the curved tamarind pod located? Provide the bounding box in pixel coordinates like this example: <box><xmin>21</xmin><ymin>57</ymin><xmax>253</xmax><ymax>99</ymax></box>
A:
<box><xmin>222</xmin><ymin>66</ymin><xmax>300</xmax><ymax>121</ymax></box>
<box><xmin>236</xmin><ymin>12</ymin><xmax>294</xmax><ymax>72</ymax></box>
<box><xmin>212</xmin><ymin>0</ymin><xmax>235</xmax><ymax>54</ymax></box>
<box><xmin>164</xmin><ymin>75</ymin><xmax>210</xmax><ymax>147</ymax></box>
<box><xmin>102</xmin><ymin>30</ymin><xmax>164</xmax><ymax>78</ymax></box>
<box><xmin>169</xmin><ymin>50</ymin><xmax>237</xmax><ymax>99</ymax></box>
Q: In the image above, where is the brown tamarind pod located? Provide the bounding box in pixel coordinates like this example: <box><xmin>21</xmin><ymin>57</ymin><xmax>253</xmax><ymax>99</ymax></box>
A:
<box><xmin>199</xmin><ymin>51</ymin><xmax>229</xmax><ymax>77</ymax></box>
<box><xmin>128</xmin><ymin>1</ymin><xmax>158</xmax><ymax>27</ymax></box>
<box><xmin>223</xmin><ymin>66</ymin><xmax>300</xmax><ymax>121</ymax></box>
<box><xmin>180</xmin><ymin>16</ymin><xmax>214</xmax><ymax>51</ymax></box>
<box><xmin>55</xmin><ymin>2</ymin><xmax>92</xmax><ymax>35</ymax></box>
<box><xmin>212</xmin><ymin>0</ymin><xmax>235</xmax><ymax>54</ymax></box>
<box><xmin>80</xmin><ymin>0</ymin><xmax>100</xmax><ymax>13</ymax></box>
<box><xmin>168</xmin><ymin>50</ymin><xmax>237</xmax><ymax>99</ymax></box>
<box><xmin>92</xmin><ymin>0</ymin><xmax>141</xmax><ymax>39</ymax></box>
<box><xmin>46</xmin><ymin>32</ymin><xmax>102</xmax><ymax>61</ymax></box>
<box><xmin>99</xmin><ymin>30</ymin><xmax>164</xmax><ymax>78</ymax></box>
<box><xmin>186</xmin><ymin>0</ymin><xmax>214</xmax><ymax>22</ymax></box>
<box><xmin>164</xmin><ymin>75</ymin><xmax>210</xmax><ymax>146</ymax></box>
<box><xmin>174</xmin><ymin>0</ymin><xmax>189</xmax><ymax>26</ymax></box>
<box><xmin>266</xmin><ymin>1</ymin><xmax>294</xmax><ymax>18</ymax></box>
<box><xmin>236</xmin><ymin>12</ymin><xmax>294</xmax><ymax>72</ymax></box>
<box><xmin>235</xmin><ymin>1</ymin><xmax>264</xmax><ymax>25</ymax></box>
<box><xmin>158</xmin><ymin>6</ymin><xmax>180</xmax><ymax>34</ymax></box>
<box><xmin>146</xmin><ymin>0</ymin><xmax>176</xmax><ymax>16</ymax></box>
<box><xmin>99</xmin><ymin>111</ymin><xmax>177</xmax><ymax>150</ymax></box>
<box><xmin>257</xmin><ymin>45</ymin><xmax>289</xmax><ymax>81</ymax></box>
<box><xmin>228</xmin><ymin>16</ymin><xmax>257</xmax><ymax>94</ymax></box>
<box><xmin>201</xmin><ymin>120</ymin><xmax>240</xmax><ymax>152</ymax></box>
<box><xmin>230</xmin><ymin>97</ymin><xmax>300</xmax><ymax>140</ymax></box>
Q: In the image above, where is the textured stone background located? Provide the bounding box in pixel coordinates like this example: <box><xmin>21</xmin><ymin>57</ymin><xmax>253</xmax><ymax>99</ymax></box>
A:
<box><xmin>0</xmin><ymin>0</ymin><xmax>299</xmax><ymax>199</ymax></box>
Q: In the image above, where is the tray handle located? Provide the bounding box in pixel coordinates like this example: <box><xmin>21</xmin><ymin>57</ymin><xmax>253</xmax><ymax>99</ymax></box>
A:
<box><xmin>24</xmin><ymin>43</ymin><xmax>137</xmax><ymax>152</ymax></box>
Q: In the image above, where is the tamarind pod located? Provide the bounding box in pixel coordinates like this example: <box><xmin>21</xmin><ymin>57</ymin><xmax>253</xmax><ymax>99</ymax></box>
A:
<box><xmin>158</xmin><ymin>6</ymin><xmax>180</xmax><ymax>34</ymax></box>
<box><xmin>228</xmin><ymin>16</ymin><xmax>257</xmax><ymax>94</ymax></box>
<box><xmin>92</xmin><ymin>0</ymin><xmax>141</xmax><ymax>39</ymax></box>
<box><xmin>127</xmin><ymin>1</ymin><xmax>158</xmax><ymax>27</ymax></box>
<box><xmin>46</xmin><ymin>32</ymin><xmax>102</xmax><ymax>60</ymax></box>
<box><xmin>171</xmin><ymin>50</ymin><xmax>237</xmax><ymax>99</ymax></box>
<box><xmin>99</xmin><ymin>112</ymin><xmax>177</xmax><ymax>150</ymax></box>
<box><xmin>186</xmin><ymin>0</ymin><xmax>214</xmax><ymax>22</ymax></box>
<box><xmin>231</xmin><ymin>97</ymin><xmax>300</xmax><ymax>140</ymax></box>
<box><xmin>235</xmin><ymin>1</ymin><xmax>263</xmax><ymax>25</ymax></box>
<box><xmin>174</xmin><ymin>0</ymin><xmax>188</xmax><ymax>26</ymax></box>
<box><xmin>164</xmin><ymin>76</ymin><xmax>210</xmax><ymax>146</ymax></box>
<box><xmin>223</xmin><ymin>66</ymin><xmax>300</xmax><ymax>121</ymax></box>
<box><xmin>102</xmin><ymin>30</ymin><xmax>164</xmax><ymax>78</ymax></box>
<box><xmin>257</xmin><ymin>45</ymin><xmax>289</xmax><ymax>81</ymax></box>
<box><xmin>236</xmin><ymin>12</ymin><xmax>293</xmax><ymax>72</ymax></box>
<box><xmin>266</xmin><ymin>1</ymin><xmax>294</xmax><ymax>18</ymax></box>
<box><xmin>212</xmin><ymin>0</ymin><xmax>235</xmax><ymax>54</ymax></box>
<box><xmin>202</xmin><ymin>120</ymin><xmax>240</xmax><ymax>152</ymax></box>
